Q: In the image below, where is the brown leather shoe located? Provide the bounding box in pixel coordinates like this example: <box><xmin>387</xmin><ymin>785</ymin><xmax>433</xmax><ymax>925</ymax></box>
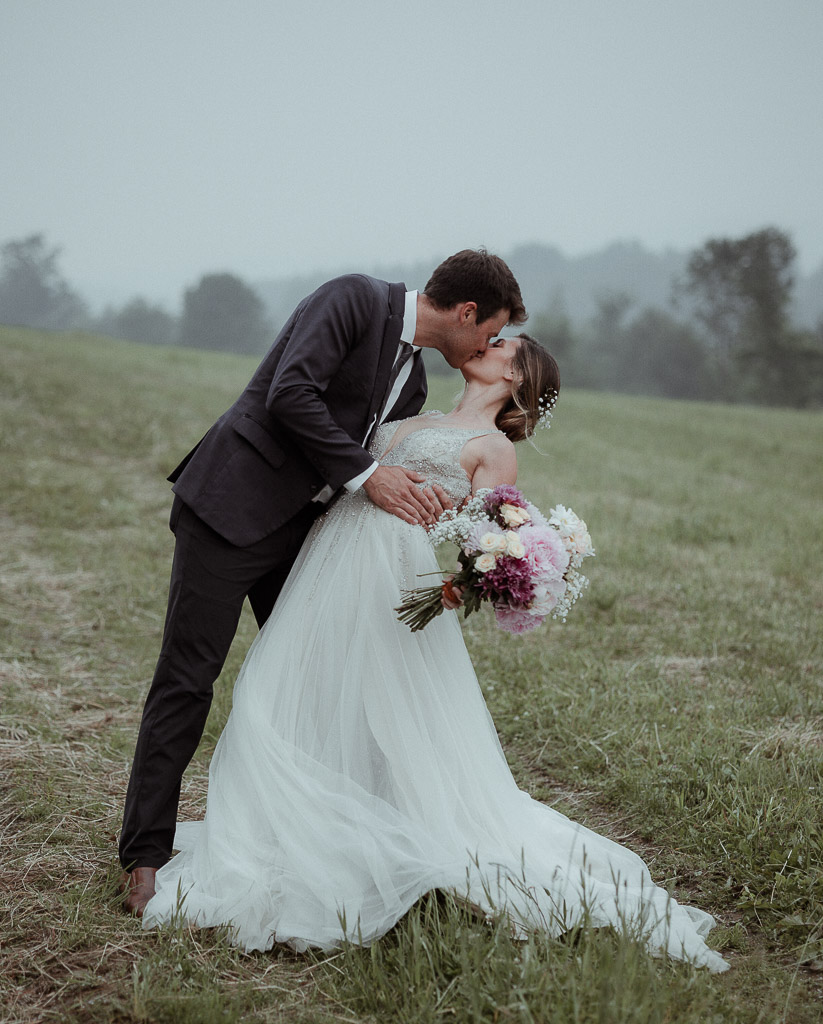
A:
<box><xmin>119</xmin><ymin>866</ymin><xmax>158</xmax><ymax>918</ymax></box>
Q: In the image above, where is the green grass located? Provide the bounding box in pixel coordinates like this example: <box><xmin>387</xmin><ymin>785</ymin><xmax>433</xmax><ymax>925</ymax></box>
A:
<box><xmin>1</xmin><ymin>325</ymin><xmax>822</xmax><ymax>1022</ymax></box>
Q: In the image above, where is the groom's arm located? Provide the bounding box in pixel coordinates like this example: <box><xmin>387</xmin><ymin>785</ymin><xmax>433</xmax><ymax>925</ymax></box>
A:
<box><xmin>265</xmin><ymin>275</ymin><xmax>382</xmax><ymax>492</ymax></box>
<box><xmin>266</xmin><ymin>276</ymin><xmax>439</xmax><ymax>525</ymax></box>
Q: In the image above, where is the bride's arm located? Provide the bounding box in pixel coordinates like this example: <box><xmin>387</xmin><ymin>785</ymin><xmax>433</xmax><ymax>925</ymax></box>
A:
<box><xmin>443</xmin><ymin>436</ymin><xmax>518</xmax><ymax>610</ymax></box>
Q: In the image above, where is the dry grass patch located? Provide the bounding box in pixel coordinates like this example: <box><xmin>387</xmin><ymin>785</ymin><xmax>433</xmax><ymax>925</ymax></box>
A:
<box><xmin>0</xmin><ymin>731</ymin><xmax>339</xmax><ymax>1024</ymax></box>
<box><xmin>738</xmin><ymin>719</ymin><xmax>823</xmax><ymax>760</ymax></box>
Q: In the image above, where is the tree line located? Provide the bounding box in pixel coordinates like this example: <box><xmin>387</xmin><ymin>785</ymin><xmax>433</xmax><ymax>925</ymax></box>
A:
<box><xmin>0</xmin><ymin>234</ymin><xmax>270</xmax><ymax>355</ymax></box>
<box><xmin>531</xmin><ymin>228</ymin><xmax>823</xmax><ymax>408</ymax></box>
<box><xmin>2</xmin><ymin>230</ymin><xmax>822</xmax><ymax>408</ymax></box>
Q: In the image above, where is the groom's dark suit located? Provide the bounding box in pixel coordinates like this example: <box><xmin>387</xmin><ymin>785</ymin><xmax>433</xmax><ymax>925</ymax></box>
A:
<box><xmin>120</xmin><ymin>274</ymin><xmax>427</xmax><ymax>870</ymax></box>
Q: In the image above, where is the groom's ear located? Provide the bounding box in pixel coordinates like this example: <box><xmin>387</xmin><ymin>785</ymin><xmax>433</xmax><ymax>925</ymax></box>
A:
<box><xmin>458</xmin><ymin>301</ymin><xmax>478</xmax><ymax>324</ymax></box>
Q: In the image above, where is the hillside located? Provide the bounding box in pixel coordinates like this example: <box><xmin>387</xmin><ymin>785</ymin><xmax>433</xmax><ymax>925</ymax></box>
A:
<box><xmin>1</xmin><ymin>326</ymin><xmax>822</xmax><ymax>1023</ymax></box>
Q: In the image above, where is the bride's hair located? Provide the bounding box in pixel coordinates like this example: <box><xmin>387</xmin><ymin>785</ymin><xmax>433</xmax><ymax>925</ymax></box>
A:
<box><xmin>495</xmin><ymin>333</ymin><xmax>560</xmax><ymax>442</ymax></box>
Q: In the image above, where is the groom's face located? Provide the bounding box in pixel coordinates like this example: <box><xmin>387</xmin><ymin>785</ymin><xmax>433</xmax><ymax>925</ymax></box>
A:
<box><xmin>440</xmin><ymin>305</ymin><xmax>511</xmax><ymax>368</ymax></box>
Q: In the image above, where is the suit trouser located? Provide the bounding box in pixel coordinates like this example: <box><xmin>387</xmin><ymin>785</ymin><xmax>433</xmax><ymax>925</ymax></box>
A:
<box><xmin>119</xmin><ymin>496</ymin><xmax>321</xmax><ymax>870</ymax></box>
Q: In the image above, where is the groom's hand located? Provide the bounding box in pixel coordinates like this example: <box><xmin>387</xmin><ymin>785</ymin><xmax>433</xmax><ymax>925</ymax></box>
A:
<box><xmin>363</xmin><ymin>466</ymin><xmax>439</xmax><ymax>525</ymax></box>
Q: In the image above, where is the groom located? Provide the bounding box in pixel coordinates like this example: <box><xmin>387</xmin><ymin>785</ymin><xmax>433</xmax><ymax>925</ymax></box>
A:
<box><xmin>119</xmin><ymin>248</ymin><xmax>526</xmax><ymax>914</ymax></box>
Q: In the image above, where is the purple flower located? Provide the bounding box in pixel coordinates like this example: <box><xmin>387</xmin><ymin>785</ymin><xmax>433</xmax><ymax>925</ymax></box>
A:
<box><xmin>524</xmin><ymin>501</ymin><xmax>549</xmax><ymax>530</ymax></box>
<box><xmin>483</xmin><ymin>484</ymin><xmax>528</xmax><ymax>521</ymax></box>
<box><xmin>476</xmin><ymin>555</ymin><xmax>535</xmax><ymax>607</ymax></box>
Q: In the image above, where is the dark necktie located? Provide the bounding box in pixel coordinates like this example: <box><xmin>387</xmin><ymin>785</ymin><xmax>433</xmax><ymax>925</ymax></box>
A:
<box><xmin>365</xmin><ymin>344</ymin><xmax>416</xmax><ymax>447</ymax></box>
<box><xmin>380</xmin><ymin>343</ymin><xmax>416</xmax><ymax>421</ymax></box>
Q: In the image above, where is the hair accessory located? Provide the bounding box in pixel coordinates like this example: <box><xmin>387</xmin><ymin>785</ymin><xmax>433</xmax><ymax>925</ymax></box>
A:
<box><xmin>536</xmin><ymin>391</ymin><xmax>557</xmax><ymax>430</ymax></box>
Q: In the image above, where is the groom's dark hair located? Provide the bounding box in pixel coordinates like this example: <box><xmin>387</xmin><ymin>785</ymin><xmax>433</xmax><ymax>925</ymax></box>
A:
<box><xmin>424</xmin><ymin>248</ymin><xmax>527</xmax><ymax>326</ymax></box>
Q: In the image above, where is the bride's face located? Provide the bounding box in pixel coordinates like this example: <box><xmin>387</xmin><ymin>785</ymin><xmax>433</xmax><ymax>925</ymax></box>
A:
<box><xmin>460</xmin><ymin>336</ymin><xmax>521</xmax><ymax>386</ymax></box>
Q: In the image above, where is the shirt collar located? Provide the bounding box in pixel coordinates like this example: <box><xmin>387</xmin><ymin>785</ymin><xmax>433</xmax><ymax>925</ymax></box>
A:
<box><xmin>400</xmin><ymin>290</ymin><xmax>419</xmax><ymax>347</ymax></box>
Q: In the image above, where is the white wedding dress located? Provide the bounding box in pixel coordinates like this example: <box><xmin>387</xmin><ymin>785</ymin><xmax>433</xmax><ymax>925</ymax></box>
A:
<box><xmin>142</xmin><ymin>417</ymin><xmax>728</xmax><ymax>973</ymax></box>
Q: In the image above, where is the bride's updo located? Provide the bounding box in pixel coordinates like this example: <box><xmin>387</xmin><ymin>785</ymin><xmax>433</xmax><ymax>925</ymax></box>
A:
<box><xmin>495</xmin><ymin>333</ymin><xmax>560</xmax><ymax>443</ymax></box>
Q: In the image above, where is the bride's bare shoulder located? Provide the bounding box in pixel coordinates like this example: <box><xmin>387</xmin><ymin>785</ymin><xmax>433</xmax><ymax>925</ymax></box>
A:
<box><xmin>461</xmin><ymin>432</ymin><xmax>517</xmax><ymax>487</ymax></box>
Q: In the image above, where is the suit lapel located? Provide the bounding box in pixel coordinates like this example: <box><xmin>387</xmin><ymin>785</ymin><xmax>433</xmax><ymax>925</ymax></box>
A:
<box><xmin>364</xmin><ymin>282</ymin><xmax>406</xmax><ymax>437</ymax></box>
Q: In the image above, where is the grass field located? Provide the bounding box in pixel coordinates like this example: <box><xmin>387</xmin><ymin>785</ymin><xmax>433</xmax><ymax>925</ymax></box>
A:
<box><xmin>1</xmin><ymin>326</ymin><xmax>822</xmax><ymax>1023</ymax></box>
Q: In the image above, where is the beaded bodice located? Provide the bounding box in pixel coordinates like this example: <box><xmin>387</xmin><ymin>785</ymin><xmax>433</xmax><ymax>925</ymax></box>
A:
<box><xmin>370</xmin><ymin>413</ymin><xmax>500</xmax><ymax>504</ymax></box>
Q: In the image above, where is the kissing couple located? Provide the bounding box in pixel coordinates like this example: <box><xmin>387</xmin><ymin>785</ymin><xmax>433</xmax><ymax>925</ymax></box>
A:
<box><xmin>119</xmin><ymin>248</ymin><xmax>728</xmax><ymax>972</ymax></box>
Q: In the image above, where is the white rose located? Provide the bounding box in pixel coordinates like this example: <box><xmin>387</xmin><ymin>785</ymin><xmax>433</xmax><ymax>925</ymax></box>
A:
<box><xmin>501</xmin><ymin>503</ymin><xmax>531</xmax><ymax>527</ymax></box>
<box><xmin>572</xmin><ymin>529</ymin><xmax>594</xmax><ymax>557</ymax></box>
<box><xmin>505</xmin><ymin>533</ymin><xmax>526</xmax><ymax>558</ymax></box>
<box><xmin>493</xmin><ymin>533</ymin><xmax>510</xmax><ymax>553</ymax></box>
<box><xmin>478</xmin><ymin>532</ymin><xmax>502</xmax><ymax>552</ymax></box>
<box><xmin>475</xmin><ymin>553</ymin><xmax>497</xmax><ymax>573</ymax></box>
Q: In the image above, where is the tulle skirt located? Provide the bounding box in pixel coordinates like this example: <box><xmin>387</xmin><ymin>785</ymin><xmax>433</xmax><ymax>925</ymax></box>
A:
<box><xmin>142</xmin><ymin>491</ymin><xmax>728</xmax><ymax>972</ymax></box>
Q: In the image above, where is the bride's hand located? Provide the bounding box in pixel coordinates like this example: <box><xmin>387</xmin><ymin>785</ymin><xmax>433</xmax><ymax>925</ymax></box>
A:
<box><xmin>425</xmin><ymin>484</ymin><xmax>454</xmax><ymax>527</ymax></box>
<box><xmin>363</xmin><ymin>466</ymin><xmax>439</xmax><ymax>525</ymax></box>
<box><xmin>441</xmin><ymin>577</ymin><xmax>464</xmax><ymax>610</ymax></box>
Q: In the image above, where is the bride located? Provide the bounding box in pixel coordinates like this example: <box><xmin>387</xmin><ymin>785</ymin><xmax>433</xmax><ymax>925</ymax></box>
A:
<box><xmin>142</xmin><ymin>334</ymin><xmax>729</xmax><ymax>973</ymax></box>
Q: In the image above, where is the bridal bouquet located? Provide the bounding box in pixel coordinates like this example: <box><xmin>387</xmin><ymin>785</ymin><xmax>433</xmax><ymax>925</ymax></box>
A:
<box><xmin>396</xmin><ymin>484</ymin><xmax>594</xmax><ymax>634</ymax></box>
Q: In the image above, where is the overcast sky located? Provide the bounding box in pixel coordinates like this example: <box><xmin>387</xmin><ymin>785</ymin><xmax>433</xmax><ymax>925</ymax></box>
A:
<box><xmin>2</xmin><ymin>0</ymin><xmax>821</xmax><ymax>309</ymax></box>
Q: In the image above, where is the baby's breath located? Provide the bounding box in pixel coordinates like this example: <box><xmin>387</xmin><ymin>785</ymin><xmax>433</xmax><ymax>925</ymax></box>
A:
<box><xmin>536</xmin><ymin>391</ymin><xmax>557</xmax><ymax>430</ymax></box>
<box><xmin>427</xmin><ymin>490</ymin><xmax>491</xmax><ymax>548</ymax></box>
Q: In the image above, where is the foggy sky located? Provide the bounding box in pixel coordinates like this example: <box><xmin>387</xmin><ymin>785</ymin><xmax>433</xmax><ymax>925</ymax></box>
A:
<box><xmin>2</xmin><ymin>0</ymin><xmax>822</xmax><ymax>309</ymax></box>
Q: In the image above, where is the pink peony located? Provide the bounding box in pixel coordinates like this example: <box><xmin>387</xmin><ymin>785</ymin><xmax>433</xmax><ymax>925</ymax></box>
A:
<box><xmin>494</xmin><ymin>604</ymin><xmax>542</xmax><ymax>634</ymax></box>
<box><xmin>520</xmin><ymin>526</ymin><xmax>570</xmax><ymax>581</ymax></box>
<box><xmin>529</xmin><ymin>579</ymin><xmax>565</xmax><ymax>615</ymax></box>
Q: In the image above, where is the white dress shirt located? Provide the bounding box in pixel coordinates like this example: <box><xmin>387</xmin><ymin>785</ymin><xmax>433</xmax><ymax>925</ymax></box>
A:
<box><xmin>312</xmin><ymin>290</ymin><xmax>419</xmax><ymax>502</ymax></box>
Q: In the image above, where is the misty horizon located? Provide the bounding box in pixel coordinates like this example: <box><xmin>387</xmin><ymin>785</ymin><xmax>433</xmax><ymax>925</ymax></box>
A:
<box><xmin>48</xmin><ymin>234</ymin><xmax>820</xmax><ymax>329</ymax></box>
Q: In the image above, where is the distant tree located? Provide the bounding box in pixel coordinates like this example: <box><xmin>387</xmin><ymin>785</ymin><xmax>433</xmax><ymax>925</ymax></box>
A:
<box><xmin>530</xmin><ymin>298</ymin><xmax>576</xmax><ymax>362</ymax></box>
<box><xmin>529</xmin><ymin>301</ymin><xmax>580</xmax><ymax>385</ymax></box>
<box><xmin>583</xmin><ymin>291</ymin><xmax>634</xmax><ymax>390</ymax></box>
<box><xmin>590</xmin><ymin>291</ymin><xmax>633</xmax><ymax>347</ymax></box>
<box><xmin>615</xmin><ymin>308</ymin><xmax>708</xmax><ymax>400</ymax></box>
<box><xmin>0</xmin><ymin>233</ymin><xmax>87</xmax><ymax>330</ymax></box>
<box><xmin>682</xmin><ymin>228</ymin><xmax>815</xmax><ymax>404</ymax></box>
<box><xmin>179</xmin><ymin>273</ymin><xmax>269</xmax><ymax>354</ymax></box>
<box><xmin>808</xmin><ymin>319</ymin><xmax>823</xmax><ymax>406</ymax></box>
<box><xmin>773</xmin><ymin>323</ymin><xmax>823</xmax><ymax>408</ymax></box>
<box><xmin>97</xmin><ymin>297</ymin><xmax>177</xmax><ymax>346</ymax></box>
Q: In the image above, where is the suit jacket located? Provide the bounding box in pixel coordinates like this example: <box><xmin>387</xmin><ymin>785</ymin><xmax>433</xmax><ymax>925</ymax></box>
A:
<box><xmin>169</xmin><ymin>274</ymin><xmax>428</xmax><ymax>547</ymax></box>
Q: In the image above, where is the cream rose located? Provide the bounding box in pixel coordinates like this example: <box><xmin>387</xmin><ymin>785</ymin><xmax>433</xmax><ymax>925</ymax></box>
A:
<box><xmin>474</xmin><ymin>553</ymin><xmax>497</xmax><ymax>573</ymax></box>
<box><xmin>478</xmin><ymin>532</ymin><xmax>503</xmax><ymax>552</ymax></box>
<box><xmin>505</xmin><ymin>532</ymin><xmax>526</xmax><ymax>558</ymax></box>
<box><xmin>501</xmin><ymin>503</ymin><xmax>531</xmax><ymax>528</ymax></box>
